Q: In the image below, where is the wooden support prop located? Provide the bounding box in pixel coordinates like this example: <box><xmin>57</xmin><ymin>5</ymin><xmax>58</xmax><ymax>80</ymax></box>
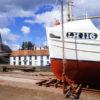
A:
<box><xmin>62</xmin><ymin>74</ymin><xmax>82</xmax><ymax>99</ymax></box>
<box><xmin>36</xmin><ymin>80</ymin><xmax>48</xmax><ymax>86</ymax></box>
<box><xmin>54</xmin><ymin>80</ymin><xmax>62</xmax><ymax>88</ymax></box>
<box><xmin>43</xmin><ymin>79</ymin><xmax>57</xmax><ymax>87</ymax></box>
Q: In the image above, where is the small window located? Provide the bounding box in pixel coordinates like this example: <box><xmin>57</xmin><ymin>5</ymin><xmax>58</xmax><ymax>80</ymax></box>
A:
<box><xmin>41</xmin><ymin>60</ymin><xmax>43</xmax><ymax>66</ymax></box>
<box><xmin>24</xmin><ymin>61</ymin><xmax>27</xmax><ymax>65</ymax></box>
<box><xmin>50</xmin><ymin>33</ymin><xmax>61</xmax><ymax>39</ymax></box>
<box><xmin>41</xmin><ymin>56</ymin><xmax>43</xmax><ymax>60</ymax></box>
<box><xmin>47</xmin><ymin>56</ymin><xmax>49</xmax><ymax>59</ymax></box>
<box><xmin>47</xmin><ymin>61</ymin><xmax>49</xmax><ymax>64</ymax></box>
<box><xmin>35</xmin><ymin>56</ymin><xmax>37</xmax><ymax>60</ymax></box>
<box><xmin>29</xmin><ymin>61</ymin><xmax>32</xmax><ymax>65</ymax></box>
<box><xmin>19</xmin><ymin>61</ymin><xmax>21</xmax><ymax>65</ymax></box>
<box><xmin>29</xmin><ymin>56</ymin><xmax>31</xmax><ymax>60</ymax></box>
<box><xmin>19</xmin><ymin>56</ymin><xmax>21</xmax><ymax>60</ymax></box>
<box><xmin>13</xmin><ymin>57</ymin><xmax>15</xmax><ymax>60</ymax></box>
<box><xmin>24</xmin><ymin>56</ymin><xmax>26</xmax><ymax>60</ymax></box>
<box><xmin>13</xmin><ymin>61</ymin><xmax>16</xmax><ymax>65</ymax></box>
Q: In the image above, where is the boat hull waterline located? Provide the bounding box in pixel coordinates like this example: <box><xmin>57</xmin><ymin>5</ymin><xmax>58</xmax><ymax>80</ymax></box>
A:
<box><xmin>46</xmin><ymin>19</ymin><xmax>100</xmax><ymax>87</ymax></box>
<box><xmin>51</xmin><ymin>58</ymin><xmax>100</xmax><ymax>87</ymax></box>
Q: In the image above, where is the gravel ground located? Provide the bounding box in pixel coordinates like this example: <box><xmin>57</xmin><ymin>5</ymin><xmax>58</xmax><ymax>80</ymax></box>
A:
<box><xmin>0</xmin><ymin>85</ymin><xmax>68</xmax><ymax>100</ymax></box>
<box><xmin>0</xmin><ymin>71</ymin><xmax>67</xmax><ymax>100</ymax></box>
<box><xmin>0</xmin><ymin>71</ymin><xmax>100</xmax><ymax>100</ymax></box>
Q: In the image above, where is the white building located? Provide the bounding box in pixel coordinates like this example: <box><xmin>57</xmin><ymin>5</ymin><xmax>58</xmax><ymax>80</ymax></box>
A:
<box><xmin>10</xmin><ymin>49</ymin><xmax>50</xmax><ymax>67</ymax></box>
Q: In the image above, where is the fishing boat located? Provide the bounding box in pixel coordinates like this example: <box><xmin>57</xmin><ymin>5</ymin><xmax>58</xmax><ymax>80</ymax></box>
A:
<box><xmin>46</xmin><ymin>19</ymin><xmax>100</xmax><ymax>86</ymax></box>
<box><xmin>46</xmin><ymin>0</ymin><xmax>100</xmax><ymax>89</ymax></box>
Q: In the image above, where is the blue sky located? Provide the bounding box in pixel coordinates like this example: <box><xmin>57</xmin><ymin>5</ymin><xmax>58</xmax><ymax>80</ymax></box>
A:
<box><xmin>0</xmin><ymin>0</ymin><xmax>100</xmax><ymax>50</ymax></box>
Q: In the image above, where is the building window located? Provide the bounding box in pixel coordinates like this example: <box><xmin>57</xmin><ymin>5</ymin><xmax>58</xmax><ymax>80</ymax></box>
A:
<box><xmin>47</xmin><ymin>55</ymin><xmax>49</xmax><ymax>59</ymax></box>
<box><xmin>41</xmin><ymin>60</ymin><xmax>43</xmax><ymax>66</ymax></box>
<box><xmin>41</xmin><ymin>56</ymin><xmax>43</xmax><ymax>60</ymax></box>
<box><xmin>29</xmin><ymin>56</ymin><xmax>31</xmax><ymax>60</ymax></box>
<box><xmin>24</xmin><ymin>61</ymin><xmax>27</xmax><ymax>65</ymax></box>
<box><xmin>13</xmin><ymin>57</ymin><xmax>15</xmax><ymax>60</ymax></box>
<box><xmin>47</xmin><ymin>61</ymin><xmax>49</xmax><ymax>64</ymax></box>
<box><xmin>29</xmin><ymin>61</ymin><xmax>32</xmax><ymax>65</ymax></box>
<box><xmin>24</xmin><ymin>56</ymin><xmax>27</xmax><ymax>60</ymax></box>
<box><xmin>19</xmin><ymin>56</ymin><xmax>21</xmax><ymax>61</ymax></box>
<box><xmin>35</xmin><ymin>56</ymin><xmax>37</xmax><ymax>60</ymax></box>
<box><xmin>19</xmin><ymin>61</ymin><xmax>21</xmax><ymax>65</ymax></box>
<box><xmin>13</xmin><ymin>61</ymin><xmax>16</xmax><ymax>65</ymax></box>
<box><xmin>23</xmin><ymin>56</ymin><xmax>27</xmax><ymax>65</ymax></box>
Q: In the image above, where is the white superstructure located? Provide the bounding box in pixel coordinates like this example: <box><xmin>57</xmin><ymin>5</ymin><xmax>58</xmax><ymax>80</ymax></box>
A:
<box><xmin>46</xmin><ymin>19</ymin><xmax>100</xmax><ymax>61</ymax></box>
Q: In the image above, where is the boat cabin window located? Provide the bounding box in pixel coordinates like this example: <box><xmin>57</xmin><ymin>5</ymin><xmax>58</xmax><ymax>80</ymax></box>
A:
<box><xmin>50</xmin><ymin>33</ymin><xmax>61</xmax><ymax>39</ymax></box>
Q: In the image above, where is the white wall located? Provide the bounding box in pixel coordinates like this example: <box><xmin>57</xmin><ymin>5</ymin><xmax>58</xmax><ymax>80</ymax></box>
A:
<box><xmin>21</xmin><ymin>56</ymin><xmax>24</xmax><ymax>65</ymax></box>
<box><xmin>44</xmin><ymin>55</ymin><xmax>50</xmax><ymax>66</ymax></box>
<box><xmin>16</xmin><ymin>57</ymin><xmax>19</xmax><ymax>65</ymax></box>
<box><xmin>10</xmin><ymin>57</ymin><xmax>14</xmax><ymax>65</ymax></box>
<box><xmin>10</xmin><ymin>55</ymin><xmax>50</xmax><ymax>67</ymax></box>
<box><xmin>26</xmin><ymin>56</ymin><xmax>29</xmax><ymax>65</ymax></box>
<box><xmin>31</xmin><ymin>56</ymin><xmax>35</xmax><ymax>66</ymax></box>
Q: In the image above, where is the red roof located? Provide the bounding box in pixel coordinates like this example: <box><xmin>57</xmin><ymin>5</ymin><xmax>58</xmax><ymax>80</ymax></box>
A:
<box><xmin>10</xmin><ymin>49</ymin><xmax>49</xmax><ymax>57</ymax></box>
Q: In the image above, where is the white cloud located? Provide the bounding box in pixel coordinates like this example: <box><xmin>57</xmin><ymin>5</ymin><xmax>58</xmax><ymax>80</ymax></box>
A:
<box><xmin>0</xmin><ymin>9</ymin><xmax>34</xmax><ymax>27</ymax></box>
<box><xmin>0</xmin><ymin>28</ymin><xmax>20</xmax><ymax>41</ymax></box>
<box><xmin>0</xmin><ymin>28</ymin><xmax>20</xmax><ymax>50</ymax></box>
<box><xmin>73</xmin><ymin>0</ymin><xmax>100</xmax><ymax>16</ymax></box>
<box><xmin>0</xmin><ymin>28</ymin><xmax>10</xmax><ymax>34</ymax></box>
<box><xmin>21</xmin><ymin>26</ymin><xmax>31</xmax><ymax>34</ymax></box>
<box><xmin>26</xmin><ymin>5</ymin><xmax>67</xmax><ymax>26</ymax></box>
<box><xmin>31</xmin><ymin>1</ymin><xmax>100</xmax><ymax>28</ymax></box>
<box><xmin>11</xmin><ymin>9</ymin><xmax>34</xmax><ymax>18</ymax></box>
<box><xmin>0</xmin><ymin>0</ymin><xmax>100</xmax><ymax>27</ymax></box>
<box><xmin>24</xmin><ymin>20</ymin><xmax>35</xmax><ymax>24</ymax></box>
<box><xmin>9</xmin><ymin>44</ymin><xmax>20</xmax><ymax>51</ymax></box>
<box><xmin>0</xmin><ymin>0</ymin><xmax>56</xmax><ymax>27</ymax></box>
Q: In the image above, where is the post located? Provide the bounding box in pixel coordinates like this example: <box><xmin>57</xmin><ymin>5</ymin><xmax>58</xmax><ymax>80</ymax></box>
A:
<box><xmin>61</xmin><ymin>0</ymin><xmax>66</xmax><ymax>94</ymax></box>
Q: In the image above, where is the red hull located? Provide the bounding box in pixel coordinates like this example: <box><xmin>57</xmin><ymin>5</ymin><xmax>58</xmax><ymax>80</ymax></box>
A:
<box><xmin>51</xmin><ymin>58</ymin><xmax>100</xmax><ymax>87</ymax></box>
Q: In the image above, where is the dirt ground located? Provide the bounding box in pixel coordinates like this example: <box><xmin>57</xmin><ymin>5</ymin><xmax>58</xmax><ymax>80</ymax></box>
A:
<box><xmin>0</xmin><ymin>85</ymin><xmax>68</xmax><ymax>100</ymax></box>
<box><xmin>0</xmin><ymin>71</ymin><xmax>100</xmax><ymax>100</ymax></box>
<box><xmin>0</xmin><ymin>71</ymin><xmax>68</xmax><ymax>100</ymax></box>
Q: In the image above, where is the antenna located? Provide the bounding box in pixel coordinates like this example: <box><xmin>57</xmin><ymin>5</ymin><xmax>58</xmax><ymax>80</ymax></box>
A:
<box><xmin>67</xmin><ymin>0</ymin><xmax>72</xmax><ymax>21</ymax></box>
